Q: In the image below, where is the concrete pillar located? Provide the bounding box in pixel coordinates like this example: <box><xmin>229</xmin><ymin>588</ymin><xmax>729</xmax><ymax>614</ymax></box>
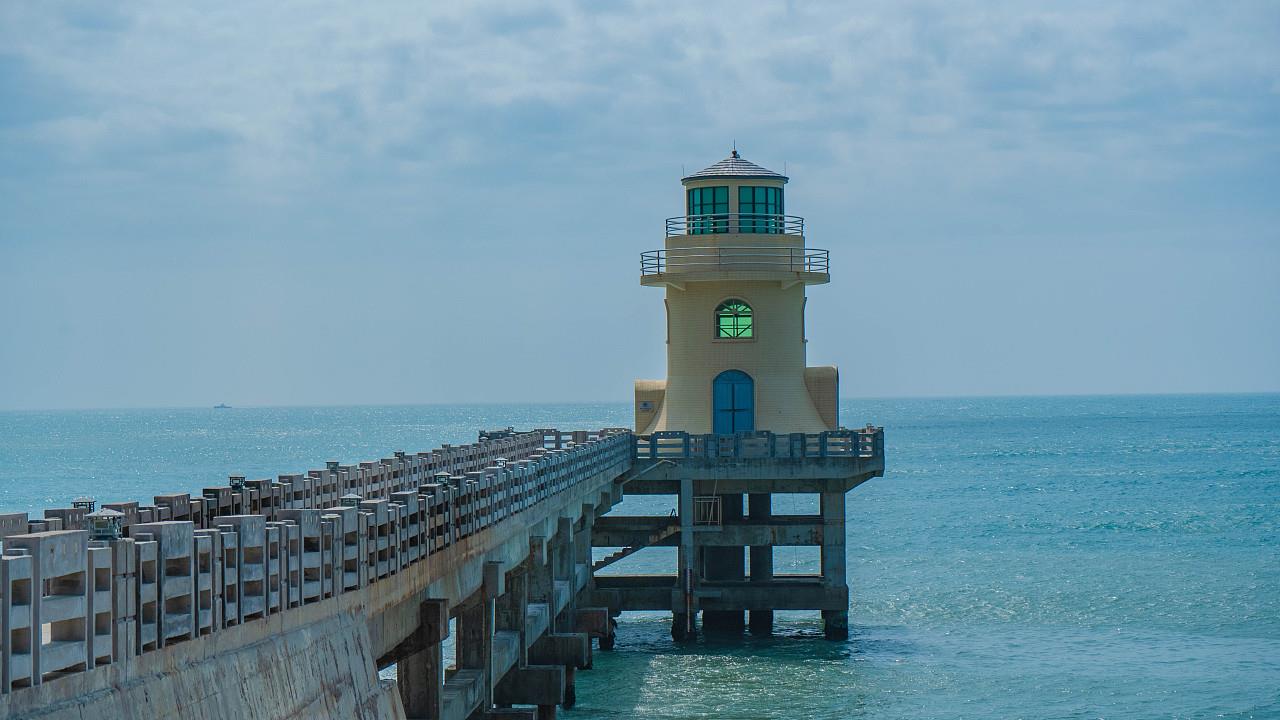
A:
<box><xmin>529</xmin><ymin>632</ymin><xmax>589</xmax><ymax>708</ymax></box>
<box><xmin>459</xmin><ymin>562</ymin><xmax>504</xmax><ymax>708</ymax></box>
<box><xmin>748</xmin><ymin>492</ymin><xmax>774</xmax><ymax>635</ymax></box>
<box><xmin>575</xmin><ymin>504</ymin><xmax>594</xmax><ymax>567</ymax></box>
<box><xmin>702</xmin><ymin>493</ymin><xmax>744</xmax><ymax>634</ymax></box>
<box><xmin>496</xmin><ymin>564</ymin><xmax>528</xmax><ymax>667</ymax></box>
<box><xmin>397</xmin><ymin>599</ymin><xmax>449</xmax><ymax>720</ymax></box>
<box><xmin>528</xmin><ymin>537</ymin><xmax>553</xmax><ymax>606</ymax></box>
<box><xmin>820</xmin><ymin>490</ymin><xmax>849</xmax><ymax>640</ymax></box>
<box><xmin>551</xmin><ymin>517</ymin><xmax>573</xmax><ymax>632</ymax></box>
<box><xmin>673</xmin><ymin>477</ymin><xmax>696</xmax><ymax>641</ymax></box>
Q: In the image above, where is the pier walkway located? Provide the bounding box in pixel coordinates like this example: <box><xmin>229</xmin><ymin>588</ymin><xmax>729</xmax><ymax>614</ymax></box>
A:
<box><xmin>0</xmin><ymin>425</ymin><xmax>883</xmax><ymax>720</ymax></box>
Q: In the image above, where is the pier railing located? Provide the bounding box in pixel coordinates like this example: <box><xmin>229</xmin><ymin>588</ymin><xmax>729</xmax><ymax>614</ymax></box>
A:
<box><xmin>0</xmin><ymin>428</ymin><xmax>633</xmax><ymax>695</ymax></box>
<box><xmin>635</xmin><ymin>427</ymin><xmax>883</xmax><ymax>460</ymax></box>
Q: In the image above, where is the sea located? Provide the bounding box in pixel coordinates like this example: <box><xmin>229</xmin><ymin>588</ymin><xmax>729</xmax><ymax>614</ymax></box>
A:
<box><xmin>0</xmin><ymin>395</ymin><xmax>1276</xmax><ymax>719</ymax></box>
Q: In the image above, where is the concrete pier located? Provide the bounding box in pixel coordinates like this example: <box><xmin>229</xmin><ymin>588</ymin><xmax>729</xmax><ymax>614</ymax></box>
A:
<box><xmin>0</xmin><ymin>429</ymin><xmax>633</xmax><ymax>720</ymax></box>
<box><xmin>0</xmin><ymin>425</ymin><xmax>885</xmax><ymax>719</ymax></box>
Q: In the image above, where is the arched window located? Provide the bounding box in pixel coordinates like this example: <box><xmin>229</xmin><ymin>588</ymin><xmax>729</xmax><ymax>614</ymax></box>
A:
<box><xmin>713</xmin><ymin>370</ymin><xmax>755</xmax><ymax>433</ymax></box>
<box><xmin>715</xmin><ymin>299</ymin><xmax>753</xmax><ymax>338</ymax></box>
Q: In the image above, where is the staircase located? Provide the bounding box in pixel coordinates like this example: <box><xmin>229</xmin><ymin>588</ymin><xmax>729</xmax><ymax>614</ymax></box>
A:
<box><xmin>592</xmin><ymin>522</ymin><xmax>680</xmax><ymax>572</ymax></box>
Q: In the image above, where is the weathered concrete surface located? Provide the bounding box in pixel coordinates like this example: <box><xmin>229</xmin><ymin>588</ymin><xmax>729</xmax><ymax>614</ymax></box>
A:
<box><xmin>4</xmin><ymin>610</ymin><xmax>402</xmax><ymax>720</ymax></box>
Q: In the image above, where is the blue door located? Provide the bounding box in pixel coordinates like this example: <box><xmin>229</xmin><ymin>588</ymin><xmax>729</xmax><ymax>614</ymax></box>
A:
<box><xmin>713</xmin><ymin>370</ymin><xmax>755</xmax><ymax>434</ymax></box>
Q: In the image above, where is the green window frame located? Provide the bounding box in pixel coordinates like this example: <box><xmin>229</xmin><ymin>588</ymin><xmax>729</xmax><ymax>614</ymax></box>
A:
<box><xmin>687</xmin><ymin>186</ymin><xmax>729</xmax><ymax>234</ymax></box>
<box><xmin>715</xmin><ymin>299</ymin><xmax>754</xmax><ymax>338</ymax></box>
<box><xmin>738</xmin><ymin>186</ymin><xmax>784</xmax><ymax>234</ymax></box>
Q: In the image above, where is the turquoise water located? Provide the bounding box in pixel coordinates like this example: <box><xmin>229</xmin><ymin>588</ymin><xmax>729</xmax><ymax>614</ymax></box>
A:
<box><xmin>1</xmin><ymin>395</ymin><xmax>1277</xmax><ymax>718</ymax></box>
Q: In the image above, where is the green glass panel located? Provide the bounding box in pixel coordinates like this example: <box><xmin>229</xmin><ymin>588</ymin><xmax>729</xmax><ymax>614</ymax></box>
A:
<box><xmin>715</xmin><ymin>300</ymin><xmax>754</xmax><ymax>338</ymax></box>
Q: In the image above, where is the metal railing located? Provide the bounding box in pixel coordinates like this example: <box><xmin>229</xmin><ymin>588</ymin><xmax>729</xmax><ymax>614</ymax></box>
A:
<box><xmin>666</xmin><ymin>213</ymin><xmax>804</xmax><ymax>237</ymax></box>
<box><xmin>635</xmin><ymin>427</ymin><xmax>884</xmax><ymax>460</ymax></box>
<box><xmin>640</xmin><ymin>246</ymin><xmax>830</xmax><ymax>276</ymax></box>
<box><xmin>693</xmin><ymin>496</ymin><xmax>722</xmax><ymax>526</ymax></box>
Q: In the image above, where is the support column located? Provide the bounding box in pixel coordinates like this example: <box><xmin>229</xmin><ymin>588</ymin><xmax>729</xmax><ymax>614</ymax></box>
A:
<box><xmin>551</xmin><ymin>517</ymin><xmax>574</xmax><ymax>632</ymax></box>
<box><xmin>397</xmin><ymin>599</ymin><xmax>450</xmax><ymax>720</ymax></box>
<box><xmin>702</xmin><ymin>493</ymin><xmax>744</xmax><ymax>635</ymax></box>
<box><xmin>528</xmin><ymin>537</ymin><xmax>553</xmax><ymax>607</ymax></box>
<box><xmin>575</xmin><ymin>504</ymin><xmax>594</xmax><ymax>571</ymax></box>
<box><xmin>748</xmin><ymin>492</ymin><xmax>773</xmax><ymax>635</ymax></box>
<box><xmin>530</xmin><ymin>633</ymin><xmax>590</xmax><ymax>708</ymax></box>
<box><xmin>496</xmin><ymin>564</ymin><xmax>528</xmax><ymax>667</ymax></box>
<box><xmin>459</xmin><ymin>561</ymin><xmax>504</xmax><ymax>708</ymax></box>
<box><xmin>672</xmin><ymin>477</ymin><xmax>696</xmax><ymax>641</ymax></box>
<box><xmin>820</xmin><ymin>491</ymin><xmax>849</xmax><ymax>640</ymax></box>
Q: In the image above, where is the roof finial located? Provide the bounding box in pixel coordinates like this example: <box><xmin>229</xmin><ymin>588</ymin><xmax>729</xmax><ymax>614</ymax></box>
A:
<box><xmin>731</xmin><ymin>140</ymin><xmax>739</xmax><ymax>159</ymax></box>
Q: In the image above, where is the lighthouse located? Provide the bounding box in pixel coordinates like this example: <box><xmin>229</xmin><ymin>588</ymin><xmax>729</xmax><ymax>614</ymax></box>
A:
<box><xmin>610</xmin><ymin>150</ymin><xmax>875</xmax><ymax>640</ymax></box>
<box><xmin>635</xmin><ymin>150</ymin><xmax>838</xmax><ymax>436</ymax></box>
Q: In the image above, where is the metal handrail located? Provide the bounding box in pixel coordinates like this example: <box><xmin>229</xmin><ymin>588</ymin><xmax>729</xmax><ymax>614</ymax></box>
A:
<box><xmin>640</xmin><ymin>246</ymin><xmax>830</xmax><ymax>276</ymax></box>
<box><xmin>666</xmin><ymin>213</ymin><xmax>804</xmax><ymax>237</ymax></box>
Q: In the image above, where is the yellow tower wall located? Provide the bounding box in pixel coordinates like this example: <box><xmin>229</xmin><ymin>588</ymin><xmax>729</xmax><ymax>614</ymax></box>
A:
<box><xmin>638</xmin><ymin>280</ymin><xmax>832</xmax><ymax>434</ymax></box>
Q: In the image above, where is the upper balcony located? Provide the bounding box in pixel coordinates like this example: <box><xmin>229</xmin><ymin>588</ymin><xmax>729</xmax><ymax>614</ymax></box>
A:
<box><xmin>666</xmin><ymin>213</ymin><xmax>804</xmax><ymax>237</ymax></box>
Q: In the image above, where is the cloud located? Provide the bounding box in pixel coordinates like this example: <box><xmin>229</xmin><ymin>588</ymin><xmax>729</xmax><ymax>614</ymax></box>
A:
<box><xmin>0</xmin><ymin>0</ymin><xmax>1277</xmax><ymax>408</ymax></box>
<box><xmin>1</xmin><ymin>1</ymin><xmax>1273</xmax><ymax>188</ymax></box>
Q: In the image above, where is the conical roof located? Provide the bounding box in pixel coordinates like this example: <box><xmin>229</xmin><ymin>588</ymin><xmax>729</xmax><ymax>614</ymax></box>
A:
<box><xmin>682</xmin><ymin>150</ymin><xmax>787</xmax><ymax>183</ymax></box>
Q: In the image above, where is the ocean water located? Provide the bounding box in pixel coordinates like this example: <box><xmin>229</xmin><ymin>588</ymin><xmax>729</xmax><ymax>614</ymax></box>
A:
<box><xmin>1</xmin><ymin>395</ymin><xmax>1277</xmax><ymax>719</ymax></box>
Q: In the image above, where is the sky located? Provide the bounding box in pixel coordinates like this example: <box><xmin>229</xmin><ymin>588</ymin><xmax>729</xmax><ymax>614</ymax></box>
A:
<box><xmin>1</xmin><ymin>1</ymin><xmax>1278</xmax><ymax>410</ymax></box>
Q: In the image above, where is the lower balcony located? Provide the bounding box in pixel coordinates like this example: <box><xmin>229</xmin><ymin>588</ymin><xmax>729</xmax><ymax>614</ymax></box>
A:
<box><xmin>640</xmin><ymin>245</ymin><xmax>830</xmax><ymax>287</ymax></box>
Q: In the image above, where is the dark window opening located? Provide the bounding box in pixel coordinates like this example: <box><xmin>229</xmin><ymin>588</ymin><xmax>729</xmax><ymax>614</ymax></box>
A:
<box><xmin>687</xmin><ymin>186</ymin><xmax>729</xmax><ymax>234</ymax></box>
<box><xmin>738</xmin><ymin>186</ymin><xmax>784</xmax><ymax>234</ymax></box>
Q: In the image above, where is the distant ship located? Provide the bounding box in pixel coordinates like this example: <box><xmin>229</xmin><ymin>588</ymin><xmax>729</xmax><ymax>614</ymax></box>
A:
<box><xmin>214</xmin><ymin>403</ymin><xmax>232</xmax><ymax>409</ymax></box>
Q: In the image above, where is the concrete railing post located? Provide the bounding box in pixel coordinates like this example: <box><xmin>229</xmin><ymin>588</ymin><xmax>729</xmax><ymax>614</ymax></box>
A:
<box><xmin>1</xmin><ymin>549</ymin><xmax>33</xmax><ymax>691</ymax></box>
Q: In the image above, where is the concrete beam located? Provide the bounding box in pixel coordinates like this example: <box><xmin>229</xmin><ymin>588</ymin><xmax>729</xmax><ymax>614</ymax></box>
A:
<box><xmin>572</xmin><ymin>608</ymin><xmax>611</xmax><ymax>639</ymax></box>
<box><xmin>493</xmin><ymin>665</ymin><xmax>564</xmax><ymax>707</ymax></box>
<box><xmin>625</xmin><ymin>455</ymin><xmax>884</xmax><ymax>485</ymax></box>
<box><xmin>529</xmin><ymin>633</ymin><xmax>590</xmax><ymax>669</ymax></box>
<box><xmin>625</xmin><ymin>471</ymin><xmax>878</xmax><ymax>496</ymax></box>
<box><xmin>380</xmin><ymin>598</ymin><xmax>449</xmax><ymax>667</ymax></box>
<box><xmin>595</xmin><ymin>522</ymin><xmax>822</xmax><ymax>548</ymax></box>
<box><xmin>593</xmin><ymin>575</ymin><xmax>846</xmax><ymax>612</ymax></box>
<box><xmin>441</xmin><ymin>669</ymin><xmax>485</xmax><ymax>720</ymax></box>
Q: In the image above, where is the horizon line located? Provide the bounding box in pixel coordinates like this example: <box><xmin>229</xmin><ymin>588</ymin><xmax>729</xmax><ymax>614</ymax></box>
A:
<box><xmin>2</xmin><ymin>390</ymin><xmax>1278</xmax><ymax>414</ymax></box>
